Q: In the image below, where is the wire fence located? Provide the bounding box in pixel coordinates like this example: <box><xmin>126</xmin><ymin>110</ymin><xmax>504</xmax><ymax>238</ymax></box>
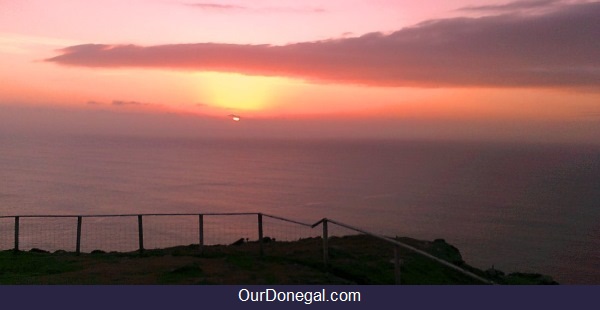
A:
<box><xmin>0</xmin><ymin>213</ymin><xmax>318</xmax><ymax>253</ymax></box>
<box><xmin>0</xmin><ymin>213</ymin><xmax>491</xmax><ymax>284</ymax></box>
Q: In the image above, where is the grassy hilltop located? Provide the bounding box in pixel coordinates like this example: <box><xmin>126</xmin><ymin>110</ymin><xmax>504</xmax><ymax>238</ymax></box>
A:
<box><xmin>0</xmin><ymin>235</ymin><xmax>556</xmax><ymax>285</ymax></box>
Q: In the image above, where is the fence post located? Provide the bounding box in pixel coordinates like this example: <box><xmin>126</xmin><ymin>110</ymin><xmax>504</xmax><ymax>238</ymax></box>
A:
<box><xmin>14</xmin><ymin>216</ymin><xmax>19</xmax><ymax>252</ymax></box>
<box><xmin>322</xmin><ymin>219</ymin><xmax>328</xmax><ymax>267</ymax></box>
<box><xmin>258</xmin><ymin>213</ymin><xmax>264</xmax><ymax>257</ymax></box>
<box><xmin>198</xmin><ymin>214</ymin><xmax>204</xmax><ymax>255</ymax></box>
<box><xmin>76</xmin><ymin>216</ymin><xmax>82</xmax><ymax>255</ymax></box>
<box><xmin>394</xmin><ymin>245</ymin><xmax>402</xmax><ymax>284</ymax></box>
<box><xmin>138</xmin><ymin>215</ymin><xmax>144</xmax><ymax>253</ymax></box>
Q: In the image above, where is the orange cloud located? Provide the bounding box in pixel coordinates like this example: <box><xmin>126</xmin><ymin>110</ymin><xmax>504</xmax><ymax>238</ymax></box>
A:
<box><xmin>46</xmin><ymin>2</ymin><xmax>600</xmax><ymax>89</ymax></box>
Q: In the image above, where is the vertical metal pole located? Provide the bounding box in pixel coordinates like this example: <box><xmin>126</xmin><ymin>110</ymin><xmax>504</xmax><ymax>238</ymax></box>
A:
<box><xmin>76</xmin><ymin>216</ymin><xmax>82</xmax><ymax>255</ymax></box>
<box><xmin>137</xmin><ymin>215</ymin><xmax>144</xmax><ymax>253</ymax></box>
<box><xmin>14</xmin><ymin>216</ymin><xmax>19</xmax><ymax>252</ymax></box>
<box><xmin>198</xmin><ymin>214</ymin><xmax>204</xmax><ymax>254</ymax></box>
<box><xmin>322</xmin><ymin>219</ymin><xmax>329</xmax><ymax>267</ymax></box>
<box><xmin>258</xmin><ymin>213</ymin><xmax>264</xmax><ymax>257</ymax></box>
<box><xmin>394</xmin><ymin>245</ymin><xmax>402</xmax><ymax>284</ymax></box>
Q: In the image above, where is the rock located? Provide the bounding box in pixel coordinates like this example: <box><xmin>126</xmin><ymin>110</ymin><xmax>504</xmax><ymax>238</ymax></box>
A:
<box><xmin>231</xmin><ymin>238</ymin><xmax>246</xmax><ymax>246</ymax></box>
<box><xmin>29</xmin><ymin>248</ymin><xmax>49</xmax><ymax>253</ymax></box>
<box><xmin>262</xmin><ymin>237</ymin><xmax>276</xmax><ymax>243</ymax></box>
<box><xmin>485</xmin><ymin>266</ymin><xmax>505</xmax><ymax>277</ymax></box>
<box><xmin>506</xmin><ymin>272</ymin><xmax>559</xmax><ymax>285</ymax></box>
<box><xmin>429</xmin><ymin>239</ymin><xmax>464</xmax><ymax>265</ymax></box>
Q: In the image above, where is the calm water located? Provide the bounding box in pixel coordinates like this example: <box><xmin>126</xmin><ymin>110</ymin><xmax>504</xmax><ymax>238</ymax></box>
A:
<box><xmin>1</xmin><ymin>135</ymin><xmax>599</xmax><ymax>283</ymax></box>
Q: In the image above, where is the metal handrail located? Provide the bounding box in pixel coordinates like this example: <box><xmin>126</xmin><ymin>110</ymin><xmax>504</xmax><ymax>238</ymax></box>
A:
<box><xmin>313</xmin><ymin>218</ymin><xmax>493</xmax><ymax>284</ymax></box>
<box><xmin>261</xmin><ymin>213</ymin><xmax>313</xmax><ymax>227</ymax></box>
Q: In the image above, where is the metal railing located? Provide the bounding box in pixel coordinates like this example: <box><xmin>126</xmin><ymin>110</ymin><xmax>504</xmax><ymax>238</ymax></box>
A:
<box><xmin>0</xmin><ymin>213</ymin><xmax>492</xmax><ymax>284</ymax></box>
<box><xmin>312</xmin><ymin>218</ymin><xmax>492</xmax><ymax>284</ymax></box>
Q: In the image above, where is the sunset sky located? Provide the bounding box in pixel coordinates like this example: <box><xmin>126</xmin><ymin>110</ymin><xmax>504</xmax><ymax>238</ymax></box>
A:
<box><xmin>1</xmin><ymin>0</ymin><xmax>599</xmax><ymax>142</ymax></box>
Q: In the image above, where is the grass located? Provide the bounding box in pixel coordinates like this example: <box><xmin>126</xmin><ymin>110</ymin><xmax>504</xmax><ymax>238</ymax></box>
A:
<box><xmin>0</xmin><ymin>235</ymin><xmax>557</xmax><ymax>285</ymax></box>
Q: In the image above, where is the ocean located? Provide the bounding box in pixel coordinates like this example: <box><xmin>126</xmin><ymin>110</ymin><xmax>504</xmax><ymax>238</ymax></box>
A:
<box><xmin>1</xmin><ymin>135</ymin><xmax>599</xmax><ymax>284</ymax></box>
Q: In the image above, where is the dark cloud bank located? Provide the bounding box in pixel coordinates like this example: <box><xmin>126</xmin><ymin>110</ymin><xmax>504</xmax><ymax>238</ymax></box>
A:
<box><xmin>46</xmin><ymin>2</ymin><xmax>600</xmax><ymax>88</ymax></box>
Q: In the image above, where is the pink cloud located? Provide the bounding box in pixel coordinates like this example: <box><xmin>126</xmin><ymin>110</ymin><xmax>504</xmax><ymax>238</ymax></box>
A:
<box><xmin>46</xmin><ymin>2</ymin><xmax>600</xmax><ymax>88</ymax></box>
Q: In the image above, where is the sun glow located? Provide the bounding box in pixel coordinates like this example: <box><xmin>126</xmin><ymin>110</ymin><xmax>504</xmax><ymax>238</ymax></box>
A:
<box><xmin>198</xmin><ymin>72</ymin><xmax>279</xmax><ymax>111</ymax></box>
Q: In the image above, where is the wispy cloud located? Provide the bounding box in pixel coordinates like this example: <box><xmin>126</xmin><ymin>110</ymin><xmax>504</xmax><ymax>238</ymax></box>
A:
<box><xmin>0</xmin><ymin>32</ymin><xmax>80</xmax><ymax>55</ymax></box>
<box><xmin>86</xmin><ymin>100</ymin><xmax>162</xmax><ymax>108</ymax></box>
<box><xmin>185</xmin><ymin>3</ymin><xmax>247</xmax><ymax>11</ymax></box>
<box><xmin>46</xmin><ymin>2</ymin><xmax>600</xmax><ymax>89</ymax></box>
<box><xmin>112</xmin><ymin>100</ymin><xmax>149</xmax><ymax>107</ymax></box>
<box><xmin>184</xmin><ymin>2</ymin><xmax>326</xmax><ymax>13</ymax></box>
<box><xmin>459</xmin><ymin>0</ymin><xmax>564</xmax><ymax>12</ymax></box>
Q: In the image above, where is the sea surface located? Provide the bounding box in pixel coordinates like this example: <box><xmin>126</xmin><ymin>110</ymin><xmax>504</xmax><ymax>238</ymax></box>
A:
<box><xmin>0</xmin><ymin>134</ymin><xmax>599</xmax><ymax>284</ymax></box>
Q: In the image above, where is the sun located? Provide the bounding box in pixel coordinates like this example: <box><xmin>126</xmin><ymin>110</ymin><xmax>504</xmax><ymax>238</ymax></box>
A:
<box><xmin>198</xmin><ymin>72</ymin><xmax>277</xmax><ymax>111</ymax></box>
